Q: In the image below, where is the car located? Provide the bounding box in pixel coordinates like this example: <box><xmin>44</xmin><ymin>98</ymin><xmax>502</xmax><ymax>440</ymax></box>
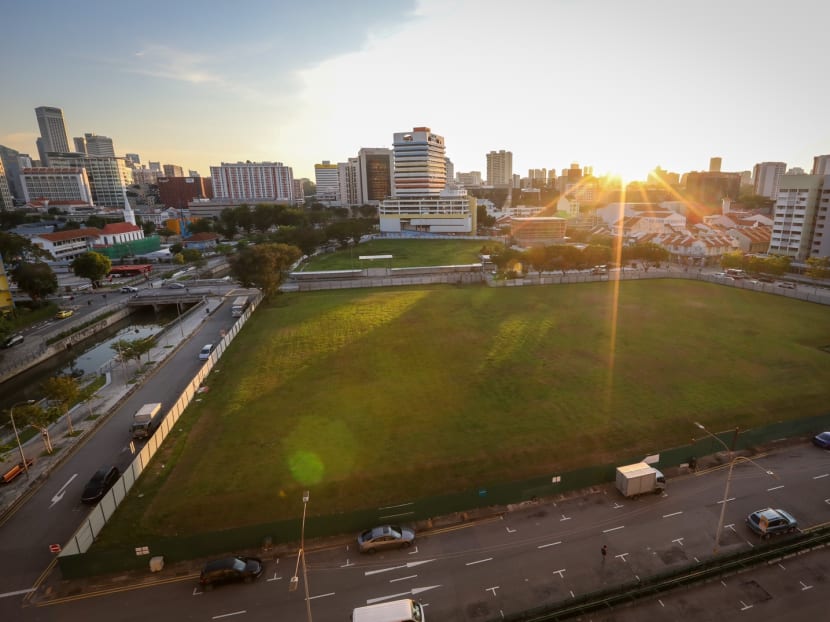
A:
<box><xmin>199</xmin><ymin>343</ymin><xmax>215</xmax><ymax>360</ymax></box>
<box><xmin>746</xmin><ymin>507</ymin><xmax>798</xmax><ymax>538</ymax></box>
<box><xmin>166</xmin><ymin>282</ymin><xmax>186</xmax><ymax>289</ymax></box>
<box><xmin>199</xmin><ymin>556</ymin><xmax>264</xmax><ymax>590</ymax></box>
<box><xmin>1</xmin><ymin>334</ymin><xmax>24</xmax><ymax>348</ymax></box>
<box><xmin>81</xmin><ymin>466</ymin><xmax>120</xmax><ymax>504</ymax></box>
<box><xmin>120</xmin><ymin>286</ymin><xmax>138</xmax><ymax>293</ymax></box>
<box><xmin>55</xmin><ymin>309</ymin><xmax>74</xmax><ymax>319</ymax></box>
<box><xmin>357</xmin><ymin>525</ymin><xmax>416</xmax><ymax>553</ymax></box>
<box><xmin>776</xmin><ymin>282</ymin><xmax>796</xmax><ymax>289</ymax></box>
<box><xmin>812</xmin><ymin>431</ymin><xmax>830</xmax><ymax>449</ymax></box>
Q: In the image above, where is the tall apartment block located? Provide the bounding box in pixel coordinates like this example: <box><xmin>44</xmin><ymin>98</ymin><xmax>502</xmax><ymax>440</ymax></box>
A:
<box><xmin>709</xmin><ymin>157</ymin><xmax>722</xmax><ymax>173</ymax></box>
<box><xmin>163</xmin><ymin>164</ymin><xmax>184</xmax><ymax>177</ymax></box>
<box><xmin>83</xmin><ymin>133</ymin><xmax>116</xmax><ymax>157</ymax></box>
<box><xmin>753</xmin><ymin>162</ymin><xmax>787</xmax><ymax>199</ymax></box>
<box><xmin>768</xmin><ymin>174</ymin><xmax>830</xmax><ymax>261</ymax></box>
<box><xmin>35</xmin><ymin>106</ymin><xmax>71</xmax><ymax>161</ymax></box>
<box><xmin>0</xmin><ymin>160</ymin><xmax>13</xmax><ymax>210</ymax></box>
<box><xmin>359</xmin><ymin>148</ymin><xmax>393</xmax><ymax>204</ymax></box>
<box><xmin>812</xmin><ymin>155</ymin><xmax>830</xmax><ymax>177</ymax></box>
<box><xmin>486</xmin><ymin>150</ymin><xmax>513</xmax><ymax>187</ymax></box>
<box><xmin>392</xmin><ymin>127</ymin><xmax>446</xmax><ymax>197</ymax></box>
<box><xmin>157</xmin><ymin>176</ymin><xmax>212</xmax><ymax>209</ymax></box>
<box><xmin>209</xmin><ymin>161</ymin><xmax>294</xmax><ymax>203</ymax></box>
<box><xmin>314</xmin><ymin>161</ymin><xmax>340</xmax><ymax>205</ymax></box>
<box><xmin>45</xmin><ymin>153</ymin><xmax>130</xmax><ymax>207</ymax></box>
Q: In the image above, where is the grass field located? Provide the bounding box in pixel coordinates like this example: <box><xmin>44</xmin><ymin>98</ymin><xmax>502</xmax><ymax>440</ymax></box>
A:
<box><xmin>300</xmin><ymin>238</ymin><xmax>491</xmax><ymax>270</ymax></box>
<box><xmin>103</xmin><ymin>280</ymin><xmax>830</xmax><ymax>540</ymax></box>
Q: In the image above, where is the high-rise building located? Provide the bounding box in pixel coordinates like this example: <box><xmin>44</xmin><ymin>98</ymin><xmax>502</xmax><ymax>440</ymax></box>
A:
<box><xmin>157</xmin><ymin>176</ymin><xmax>212</xmax><ymax>209</ymax></box>
<box><xmin>0</xmin><ymin>145</ymin><xmax>26</xmax><ymax>201</ymax></box>
<box><xmin>684</xmin><ymin>171</ymin><xmax>741</xmax><ymax>206</ymax></box>
<box><xmin>20</xmin><ymin>167</ymin><xmax>93</xmax><ymax>205</ymax></box>
<box><xmin>149</xmin><ymin>161</ymin><xmax>162</xmax><ymax>173</ymax></box>
<box><xmin>45</xmin><ymin>153</ymin><xmax>130</xmax><ymax>207</ymax></box>
<box><xmin>0</xmin><ymin>160</ymin><xmax>13</xmax><ymax>210</ymax></box>
<box><xmin>84</xmin><ymin>133</ymin><xmax>116</xmax><ymax>157</ymax></box>
<box><xmin>445</xmin><ymin>157</ymin><xmax>454</xmax><ymax>183</ymax></box>
<box><xmin>210</xmin><ymin>161</ymin><xmax>294</xmax><ymax>202</ymax></box>
<box><xmin>392</xmin><ymin>127</ymin><xmax>446</xmax><ymax>197</ymax></box>
<box><xmin>812</xmin><ymin>155</ymin><xmax>830</xmax><ymax>177</ymax></box>
<box><xmin>709</xmin><ymin>157</ymin><xmax>722</xmax><ymax>173</ymax></box>
<box><xmin>753</xmin><ymin>162</ymin><xmax>787</xmax><ymax>199</ymax></box>
<box><xmin>35</xmin><ymin>106</ymin><xmax>71</xmax><ymax>157</ymax></box>
<box><xmin>73</xmin><ymin>136</ymin><xmax>87</xmax><ymax>153</ymax></box>
<box><xmin>359</xmin><ymin>148</ymin><xmax>393</xmax><ymax>204</ymax></box>
<box><xmin>125</xmin><ymin>153</ymin><xmax>141</xmax><ymax>168</ymax></box>
<box><xmin>768</xmin><ymin>174</ymin><xmax>830</xmax><ymax>261</ymax></box>
<box><xmin>338</xmin><ymin>158</ymin><xmax>361</xmax><ymax>207</ymax></box>
<box><xmin>163</xmin><ymin>164</ymin><xmax>184</xmax><ymax>177</ymax></box>
<box><xmin>486</xmin><ymin>150</ymin><xmax>513</xmax><ymax>187</ymax></box>
<box><xmin>456</xmin><ymin>171</ymin><xmax>482</xmax><ymax>187</ymax></box>
<box><xmin>314</xmin><ymin>160</ymin><xmax>340</xmax><ymax>204</ymax></box>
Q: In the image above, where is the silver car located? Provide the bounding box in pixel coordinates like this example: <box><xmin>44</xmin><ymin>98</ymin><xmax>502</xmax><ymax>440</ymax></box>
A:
<box><xmin>357</xmin><ymin>525</ymin><xmax>415</xmax><ymax>553</ymax></box>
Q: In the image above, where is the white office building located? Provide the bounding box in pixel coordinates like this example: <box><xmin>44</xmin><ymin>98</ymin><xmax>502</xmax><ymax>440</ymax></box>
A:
<box><xmin>753</xmin><ymin>162</ymin><xmax>786</xmax><ymax>199</ymax></box>
<box><xmin>768</xmin><ymin>174</ymin><xmax>830</xmax><ymax>261</ymax></box>
<box><xmin>812</xmin><ymin>155</ymin><xmax>830</xmax><ymax>177</ymax></box>
<box><xmin>45</xmin><ymin>153</ymin><xmax>130</xmax><ymax>207</ymax></box>
<box><xmin>314</xmin><ymin>160</ymin><xmax>340</xmax><ymax>205</ymax></box>
<box><xmin>210</xmin><ymin>161</ymin><xmax>295</xmax><ymax>202</ymax></box>
<box><xmin>20</xmin><ymin>167</ymin><xmax>93</xmax><ymax>205</ymax></box>
<box><xmin>392</xmin><ymin>127</ymin><xmax>446</xmax><ymax>197</ymax></box>
<box><xmin>35</xmin><ymin>106</ymin><xmax>71</xmax><ymax>157</ymax></box>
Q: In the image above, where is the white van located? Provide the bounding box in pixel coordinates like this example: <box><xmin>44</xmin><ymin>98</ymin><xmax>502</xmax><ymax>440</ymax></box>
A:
<box><xmin>352</xmin><ymin>598</ymin><xmax>425</xmax><ymax>622</ymax></box>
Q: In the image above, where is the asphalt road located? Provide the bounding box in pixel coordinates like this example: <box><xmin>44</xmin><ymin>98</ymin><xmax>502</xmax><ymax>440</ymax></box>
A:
<box><xmin>4</xmin><ymin>443</ymin><xmax>828</xmax><ymax>621</ymax></box>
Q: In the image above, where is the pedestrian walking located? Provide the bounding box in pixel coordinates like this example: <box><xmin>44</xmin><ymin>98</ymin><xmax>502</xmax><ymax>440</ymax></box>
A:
<box><xmin>601</xmin><ymin>545</ymin><xmax>607</xmax><ymax>561</ymax></box>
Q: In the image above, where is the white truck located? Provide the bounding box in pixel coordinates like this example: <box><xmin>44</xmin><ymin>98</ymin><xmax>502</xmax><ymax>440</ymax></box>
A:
<box><xmin>130</xmin><ymin>402</ymin><xmax>163</xmax><ymax>440</ymax></box>
<box><xmin>352</xmin><ymin>599</ymin><xmax>425</xmax><ymax>622</ymax></box>
<box><xmin>615</xmin><ymin>462</ymin><xmax>666</xmax><ymax>498</ymax></box>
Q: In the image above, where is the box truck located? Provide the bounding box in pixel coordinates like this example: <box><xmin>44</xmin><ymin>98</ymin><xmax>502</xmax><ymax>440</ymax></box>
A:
<box><xmin>615</xmin><ymin>462</ymin><xmax>666</xmax><ymax>498</ymax></box>
<box><xmin>130</xmin><ymin>402</ymin><xmax>163</xmax><ymax>440</ymax></box>
<box><xmin>352</xmin><ymin>598</ymin><xmax>425</xmax><ymax>622</ymax></box>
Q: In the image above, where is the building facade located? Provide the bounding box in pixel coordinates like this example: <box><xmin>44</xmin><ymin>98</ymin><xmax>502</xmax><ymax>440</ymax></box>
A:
<box><xmin>392</xmin><ymin>127</ymin><xmax>446</xmax><ymax>197</ymax></box>
<box><xmin>510</xmin><ymin>216</ymin><xmax>567</xmax><ymax>246</ymax></box>
<box><xmin>46</xmin><ymin>153</ymin><xmax>130</xmax><ymax>207</ymax></box>
<box><xmin>812</xmin><ymin>155</ymin><xmax>830</xmax><ymax>177</ymax></box>
<box><xmin>359</xmin><ymin>148</ymin><xmax>393</xmax><ymax>204</ymax></box>
<box><xmin>768</xmin><ymin>174</ymin><xmax>829</xmax><ymax>261</ymax></box>
<box><xmin>210</xmin><ymin>161</ymin><xmax>295</xmax><ymax>202</ymax></box>
<box><xmin>35</xmin><ymin>106</ymin><xmax>71</xmax><ymax>158</ymax></box>
<box><xmin>457</xmin><ymin>171</ymin><xmax>482</xmax><ymax>187</ymax></box>
<box><xmin>379</xmin><ymin>186</ymin><xmax>476</xmax><ymax>234</ymax></box>
<box><xmin>314</xmin><ymin>160</ymin><xmax>340</xmax><ymax>204</ymax></box>
<box><xmin>163</xmin><ymin>164</ymin><xmax>184</xmax><ymax>177</ymax></box>
<box><xmin>20</xmin><ymin>167</ymin><xmax>94</xmax><ymax>205</ymax></box>
<box><xmin>753</xmin><ymin>162</ymin><xmax>787</xmax><ymax>199</ymax></box>
<box><xmin>486</xmin><ymin>150</ymin><xmax>513</xmax><ymax>187</ymax></box>
<box><xmin>157</xmin><ymin>176</ymin><xmax>212</xmax><ymax>209</ymax></box>
<box><xmin>0</xmin><ymin>160</ymin><xmax>13</xmax><ymax>210</ymax></box>
<box><xmin>83</xmin><ymin>133</ymin><xmax>116</xmax><ymax>157</ymax></box>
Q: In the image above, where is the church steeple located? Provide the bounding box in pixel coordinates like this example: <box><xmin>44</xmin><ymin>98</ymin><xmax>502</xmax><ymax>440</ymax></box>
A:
<box><xmin>122</xmin><ymin>188</ymin><xmax>136</xmax><ymax>225</ymax></box>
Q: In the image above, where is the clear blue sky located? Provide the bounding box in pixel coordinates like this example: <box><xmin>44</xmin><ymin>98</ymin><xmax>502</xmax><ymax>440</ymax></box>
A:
<box><xmin>1</xmin><ymin>0</ymin><xmax>827</xmax><ymax>182</ymax></box>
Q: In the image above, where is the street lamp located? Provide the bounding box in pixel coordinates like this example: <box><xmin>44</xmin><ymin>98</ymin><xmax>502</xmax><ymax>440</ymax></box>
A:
<box><xmin>9</xmin><ymin>399</ymin><xmax>35</xmax><ymax>477</ymax></box>
<box><xmin>694</xmin><ymin>422</ymin><xmax>776</xmax><ymax>554</ymax></box>
<box><xmin>289</xmin><ymin>490</ymin><xmax>312</xmax><ymax>622</ymax></box>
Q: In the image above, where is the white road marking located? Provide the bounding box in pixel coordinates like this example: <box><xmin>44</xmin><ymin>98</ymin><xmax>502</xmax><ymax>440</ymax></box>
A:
<box><xmin>603</xmin><ymin>526</ymin><xmax>624</xmax><ymax>533</ymax></box>
<box><xmin>739</xmin><ymin>600</ymin><xmax>753</xmax><ymax>611</ymax></box>
<box><xmin>672</xmin><ymin>538</ymin><xmax>684</xmax><ymax>546</ymax></box>
<box><xmin>309</xmin><ymin>592</ymin><xmax>335</xmax><ymax>600</ymax></box>
<box><xmin>366</xmin><ymin>585</ymin><xmax>441</xmax><ymax>605</ymax></box>
<box><xmin>266</xmin><ymin>572</ymin><xmax>281</xmax><ymax>582</ymax></box>
<box><xmin>379</xmin><ymin>511</ymin><xmax>415</xmax><ymax>520</ymax></box>
<box><xmin>537</xmin><ymin>541</ymin><xmax>562</xmax><ymax>549</ymax></box>
<box><xmin>466</xmin><ymin>558</ymin><xmax>493</xmax><ymax>566</ymax></box>
<box><xmin>408</xmin><ymin>546</ymin><xmax>418</xmax><ymax>555</ymax></box>
<box><xmin>50</xmin><ymin>474</ymin><xmax>78</xmax><ymax>508</ymax></box>
<box><xmin>663</xmin><ymin>511</ymin><xmax>682</xmax><ymax>518</ymax></box>
<box><xmin>658</xmin><ymin>599</ymin><xmax>665</xmax><ymax>607</ymax></box>
<box><xmin>726</xmin><ymin>524</ymin><xmax>736</xmax><ymax>532</ymax></box>
<box><xmin>813</xmin><ymin>473</ymin><xmax>828</xmax><ymax>480</ymax></box>
<box><xmin>212</xmin><ymin>611</ymin><xmax>246</xmax><ymax>619</ymax></box>
<box><xmin>800</xmin><ymin>581</ymin><xmax>813</xmax><ymax>591</ymax></box>
<box><xmin>615</xmin><ymin>553</ymin><xmax>629</xmax><ymax>562</ymax></box>
<box><xmin>717</xmin><ymin>497</ymin><xmax>736</xmax><ymax>505</ymax></box>
<box><xmin>612</xmin><ymin>503</ymin><xmax>624</xmax><ymax>509</ymax></box>
<box><xmin>0</xmin><ymin>588</ymin><xmax>35</xmax><ymax>599</ymax></box>
<box><xmin>486</xmin><ymin>586</ymin><xmax>499</xmax><ymax>596</ymax></box>
<box><xmin>778</xmin><ymin>563</ymin><xmax>786</xmax><ymax>570</ymax></box>
<box><xmin>569</xmin><ymin>590</ymin><xmax>575</xmax><ymax>598</ymax></box>
<box><xmin>767</xmin><ymin>485</ymin><xmax>784</xmax><ymax>492</ymax></box>
<box><xmin>552</xmin><ymin>569</ymin><xmax>566</xmax><ymax>578</ymax></box>
<box><xmin>505</xmin><ymin>526</ymin><xmax>516</xmax><ymax>533</ymax></box>
<box><xmin>390</xmin><ymin>575</ymin><xmax>417</xmax><ymax>583</ymax></box>
<box><xmin>365</xmin><ymin>560</ymin><xmax>435</xmax><ymax>576</ymax></box>
<box><xmin>560</xmin><ymin>515</ymin><xmax>571</xmax><ymax>521</ymax></box>
<box><xmin>378</xmin><ymin>502</ymin><xmax>414</xmax><ymax>510</ymax></box>
<box><xmin>721</xmin><ymin>580</ymin><xmax>727</xmax><ymax>587</ymax></box>
<box><xmin>341</xmin><ymin>559</ymin><xmax>354</xmax><ymax>568</ymax></box>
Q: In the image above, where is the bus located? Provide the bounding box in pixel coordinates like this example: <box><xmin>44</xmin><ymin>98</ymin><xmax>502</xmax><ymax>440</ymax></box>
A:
<box><xmin>725</xmin><ymin>268</ymin><xmax>746</xmax><ymax>279</ymax></box>
<box><xmin>231</xmin><ymin>296</ymin><xmax>249</xmax><ymax>318</ymax></box>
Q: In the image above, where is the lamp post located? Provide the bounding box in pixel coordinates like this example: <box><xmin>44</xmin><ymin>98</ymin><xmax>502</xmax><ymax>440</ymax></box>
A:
<box><xmin>289</xmin><ymin>490</ymin><xmax>312</xmax><ymax>622</ymax></box>
<box><xmin>10</xmin><ymin>399</ymin><xmax>35</xmax><ymax>477</ymax></box>
<box><xmin>694</xmin><ymin>422</ymin><xmax>776</xmax><ymax>554</ymax></box>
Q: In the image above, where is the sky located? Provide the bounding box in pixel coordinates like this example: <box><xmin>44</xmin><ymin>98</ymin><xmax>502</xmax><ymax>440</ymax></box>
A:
<box><xmin>1</xmin><ymin>0</ymin><xmax>828</xmax><ymax>183</ymax></box>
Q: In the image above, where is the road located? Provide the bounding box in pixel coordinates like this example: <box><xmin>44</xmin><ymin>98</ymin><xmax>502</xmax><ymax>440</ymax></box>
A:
<box><xmin>3</xmin><ymin>442</ymin><xmax>827</xmax><ymax>621</ymax></box>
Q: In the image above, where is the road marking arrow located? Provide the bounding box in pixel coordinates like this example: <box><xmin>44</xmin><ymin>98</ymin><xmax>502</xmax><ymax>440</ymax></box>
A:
<box><xmin>50</xmin><ymin>474</ymin><xmax>78</xmax><ymax>508</ymax></box>
<box><xmin>366</xmin><ymin>585</ymin><xmax>441</xmax><ymax>605</ymax></box>
<box><xmin>364</xmin><ymin>559</ymin><xmax>435</xmax><ymax>576</ymax></box>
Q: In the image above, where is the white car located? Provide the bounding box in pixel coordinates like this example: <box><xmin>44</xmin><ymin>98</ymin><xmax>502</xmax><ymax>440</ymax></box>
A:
<box><xmin>120</xmin><ymin>286</ymin><xmax>138</xmax><ymax>293</ymax></box>
<box><xmin>199</xmin><ymin>343</ymin><xmax>215</xmax><ymax>360</ymax></box>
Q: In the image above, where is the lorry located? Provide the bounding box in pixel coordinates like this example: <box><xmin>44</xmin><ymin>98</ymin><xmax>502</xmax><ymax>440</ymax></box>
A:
<box><xmin>231</xmin><ymin>295</ymin><xmax>249</xmax><ymax>318</ymax></box>
<box><xmin>130</xmin><ymin>402</ymin><xmax>163</xmax><ymax>440</ymax></box>
<box><xmin>615</xmin><ymin>462</ymin><xmax>666</xmax><ymax>498</ymax></box>
<box><xmin>352</xmin><ymin>598</ymin><xmax>425</xmax><ymax>622</ymax></box>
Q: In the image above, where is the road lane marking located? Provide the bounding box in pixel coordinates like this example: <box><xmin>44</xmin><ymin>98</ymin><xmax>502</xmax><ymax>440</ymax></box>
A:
<box><xmin>0</xmin><ymin>588</ymin><xmax>35</xmax><ymax>599</ymax></box>
<box><xmin>378</xmin><ymin>502</ymin><xmax>414</xmax><ymax>510</ymax></box>
<box><xmin>366</xmin><ymin>585</ymin><xmax>441</xmax><ymax>605</ymax></box>
<box><xmin>716</xmin><ymin>497</ymin><xmax>735</xmax><ymax>505</ymax></box>
<box><xmin>50</xmin><ymin>474</ymin><xmax>78</xmax><ymax>508</ymax></box>
<box><xmin>486</xmin><ymin>586</ymin><xmax>499</xmax><ymax>596</ymax></box>
<box><xmin>813</xmin><ymin>473</ymin><xmax>828</xmax><ymax>480</ymax></box>
<box><xmin>266</xmin><ymin>572</ymin><xmax>281</xmax><ymax>582</ymax></box>
<box><xmin>537</xmin><ymin>541</ymin><xmax>562</xmax><ymax>549</ymax></box>
<box><xmin>466</xmin><ymin>558</ymin><xmax>493</xmax><ymax>566</ymax></box>
<box><xmin>505</xmin><ymin>527</ymin><xmax>516</xmax><ymax>533</ymax></box>
<box><xmin>615</xmin><ymin>553</ymin><xmax>629</xmax><ymax>562</ymax></box>
<box><xmin>552</xmin><ymin>569</ymin><xmax>566</xmax><ymax>578</ymax></box>
<box><xmin>612</xmin><ymin>503</ymin><xmax>624</xmax><ymax>509</ymax></box>
<box><xmin>408</xmin><ymin>546</ymin><xmax>418</xmax><ymax>555</ymax></box>
<box><xmin>778</xmin><ymin>563</ymin><xmax>786</xmax><ymax>570</ymax></box>
<box><xmin>800</xmin><ymin>581</ymin><xmax>813</xmax><ymax>591</ymax></box>
<box><xmin>390</xmin><ymin>575</ymin><xmax>417</xmax><ymax>583</ymax></box>
<box><xmin>560</xmin><ymin>515</ymin><xmax>571</xmax><ymax>521</ymax></box>
<box><xmin>340</xmin><ymin>559</ymin><xmax>354</xmax><ymax>567</ymax></box>
<box><xmin>658</xmin><ymin>599</ymin><xmax>665</xmax><ymax>607</ymax></box>
<box><xmin>767</xmin><ymin>485</ymin><xmax>784</xmax><ymax>491</ymax></box>
<box><xmin>603</xmin><ymin>526</ymin><xmax>624</xmax><ymax>533</ymax></box>
<box><xmin>379</xmin><ymin>511</ymin><xmax>415</xmax><ymax>519</ymax></box>
<box><xmin>663</xmin><ymin>511</ymin><xmax>682</xmax><ymax>518</ymax></box>
<box><xmin>365</xmin><ymin>560</ymin><xmax>435</xmax><ymax>576</ymax></box>
<box><xmin>672</xmin><ymin>538</ymin><xmax>684</xmax><ymax>547</ymax></box>
<box><xmin>739</xmin><ymin>600</ymin><xmax>753</xmax><ymax>611</ymax></box>
<box><xmin>212</xmin><ymin>611</ymin><xmax>246</xmax><ymax>619</ymax></box>
<box><xmin>309</xmin><ymin>592</ymin><xmax>335</xmax><ymax>600</ymax></box>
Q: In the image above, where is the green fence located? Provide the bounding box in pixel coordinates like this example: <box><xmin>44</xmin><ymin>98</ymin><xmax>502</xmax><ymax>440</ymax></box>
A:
<box><xmin>58</xmin><ymin>411</ymin><xmax>830</xmax><ymax>579</ymax></box>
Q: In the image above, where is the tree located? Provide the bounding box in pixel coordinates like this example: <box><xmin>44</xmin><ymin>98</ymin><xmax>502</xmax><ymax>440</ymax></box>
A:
<box><xmin>234</xmin><ymin>205</ymin><xmax>254</xmax><ymax>233</ymax></box>
<box><xmin>142</xmin><ymin>220</ymin><xmax>157</xmax><ymax>236</ymax></box>
<box><xmin>11</xmin><ymin>262</ymin><xmax>58</xmax><ymax>302</ymax></box>
<box><xmin>230</xmin><ymin>242</ymin><xmax>302</xmax><ymax>297</ymax></box>
<box><xmin>43</xmin><ymin>376</ymin><xmax>80</xmax><ymax>434</ymax></box>
<box><xmin>0</xmin><ymin>231</ymin><xmax>52</xmax><ymax>264</ymax></box>
<box><xmin>188</xmin><ymin>218</ymin><xmax>215</xmax><ymax>234</ymax></box>
<box><xmin>253</xmin><ymin>204</ymin><xmax>277</xmax><ymax>232</ymax></box>
<box><xmin>477</xmin><ymin>205</ymin><xmax>496</xmax><ymax>229</ymax></box>
<box><xmin>72</xmin><ymin>251</ymin><xmax>112</xmax><ymax>288</ymax></box>
<box><xmin>157</xmin><ymin>226</ymin><xmax>176</xmax><ymax>242</ymax></box>
<box><xmin>805</xmin><ymin>256</ymin><xmax>830</xmax><ymax>281</ymax></box>
<box><xmin>525</xmin><ymin>246</ymin><xmax>551</xmax><ymax>277</ymax></box>
<box><xmin>181</xmin><ymin>248</ymin><xmax>203</xmax><ymax>263</ymax></box>
<box><xmin>15</xmin><ymin>402</ymin><xmax>59</xmax><ymax>454</ymax></box>
<box><xmin>219</xmin><ymin>208</ymin><xmax>239</xmax><ymax>238</ymax></box>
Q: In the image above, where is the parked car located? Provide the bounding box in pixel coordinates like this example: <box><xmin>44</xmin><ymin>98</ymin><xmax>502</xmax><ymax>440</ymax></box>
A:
<box><xmin>199</xmin><ymin>343</ymin><xmax>215</xmax><ymax>360</ymax></box>
<box><xmin>776</xmin><ymin>282</ymin><xmax>796</xmax><ymax>289</ymax></box>
<box><xmin>746</xmin><ymin>507</ymin><xmax>798</xmax><ymax>538</ymax></box>
<box><xmin>812</xmin><ymin>431</ymin><xmax>830</xmax><ymax>449</ymax></box>
<box><xmin>81</xmin><ymin>466</ymin><xmax>120</xmax><ymax>504</ymax></box>
<box><xmin>199</xmin><ymin>556</ymin><xmax>263</xmax><ymax>590</ymax></box>
<box><xmin>120</xmin><ymin>286</ymin><xmax>138</xmax><ymax>293</ymax></box>
<box><xmin>55</xmin><ymin>309</ymin><xmax>74</xmax><ymax>319</ymax></box>
<box><xmin>166</xmin><ymin>282</ymin><xmax>186</xmax><ymax>289</ymax></box>
<box><xmin>1</xmin><ymin>334</ymin><xmax>24</xmax><ymax>348</ymax></box>
<box><xmin>357</xmin><ymin>525</ymin><xmax>415</xmax><ymax>553</ymax></box>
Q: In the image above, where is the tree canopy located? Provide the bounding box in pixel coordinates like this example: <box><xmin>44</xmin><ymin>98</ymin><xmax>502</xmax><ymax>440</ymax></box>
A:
<box><xmin>0</xmin><ymin>231</ymin><xmax>52</xmax><ymax>264</ymax></box>
<box><xmin>71</xmin><ymin>251</ymin><xmax>112</xmax><ymax>288</ymax></box>
<box><xmin>11</xmin><ymin>262</ymin><xmax>58</xmax><ymax>302</ymax></box>
<box><xmin>229</xmin><ymin>242</ymin><xmax>302</xmax><ymax>297</ymax></box>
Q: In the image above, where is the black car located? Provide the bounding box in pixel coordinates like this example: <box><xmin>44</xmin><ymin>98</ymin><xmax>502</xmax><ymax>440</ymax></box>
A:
<box><xmin>199</xmin><ymin>556</ymin><xmax>264</xmax><ymax>590</ymax></box>
<box><xmin>81</xmin><ymin>466</ymin><xmax>120</xmax><ymax>504</ymax></box>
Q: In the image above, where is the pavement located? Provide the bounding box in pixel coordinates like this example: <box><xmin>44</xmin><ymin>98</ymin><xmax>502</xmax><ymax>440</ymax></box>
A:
<box><xmin>0</xmin><ymin>294</ymin><xmax>223</xmax><ymax>521</ymax></box>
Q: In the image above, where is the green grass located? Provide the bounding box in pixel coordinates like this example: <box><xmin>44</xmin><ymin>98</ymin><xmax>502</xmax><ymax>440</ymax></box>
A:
<box><xmin>101</xmin><ymin>280</ymin><xmax>830</xmax><ymax>541</ymax></box>
<box><xmin>300</xmin><ymin>239</ymin><xmax>491</xmax><ymax>271</ymax></box>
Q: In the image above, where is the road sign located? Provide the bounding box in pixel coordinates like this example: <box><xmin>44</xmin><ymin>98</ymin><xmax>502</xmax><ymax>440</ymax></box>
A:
<box><xmin>49</xmin><ymin>544</ymin><xmax>62</xmax><ymax>553</ymax></box>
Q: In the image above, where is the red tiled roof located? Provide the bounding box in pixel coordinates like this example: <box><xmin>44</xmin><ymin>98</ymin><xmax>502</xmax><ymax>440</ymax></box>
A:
<box><xmin>36</xmin><ymin>229</ymin><xmax>101</xmax><ymax>242</ymax></box>
<box><xmin>100</xmin><ymin>222</ymin><xmax>141</xmax><ymax>234</ymax></box>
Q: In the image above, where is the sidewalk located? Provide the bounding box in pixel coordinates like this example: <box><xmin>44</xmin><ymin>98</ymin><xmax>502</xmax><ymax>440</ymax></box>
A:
<box><xmin>0</xmin><ymin>296</ymin><xmax>223</xmax><ymax>519</ymax></box>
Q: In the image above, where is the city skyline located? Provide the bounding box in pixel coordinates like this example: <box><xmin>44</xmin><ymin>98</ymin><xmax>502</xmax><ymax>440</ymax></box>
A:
<box><xmin>1</xmin><ymin>0</ymin><xmax>828</xmax><ymax>183</ymax></box>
